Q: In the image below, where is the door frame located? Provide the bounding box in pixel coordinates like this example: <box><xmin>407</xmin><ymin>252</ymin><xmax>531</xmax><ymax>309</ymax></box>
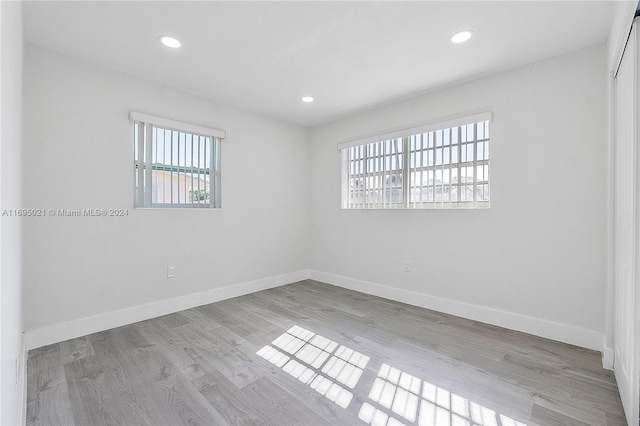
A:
<box><xmin>610</xmin><ymin>12</ymin><xmax>640</xmax><ymax>426</ymax></box>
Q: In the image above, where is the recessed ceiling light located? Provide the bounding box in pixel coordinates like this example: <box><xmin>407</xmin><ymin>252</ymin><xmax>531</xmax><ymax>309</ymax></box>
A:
<box><xmin>159</xmin><ymin>36</ymin><xmax>181</xmax><ymax>49</ymax></box>
<box><xmin>451</xmin><ymin>30</ymin><xmax>473</xmax><ymax>44</ymax></box>
<box><xmin>301</xmin><ymin>96</ymin><xmax>314</xmax><ymax>103</ymax></box>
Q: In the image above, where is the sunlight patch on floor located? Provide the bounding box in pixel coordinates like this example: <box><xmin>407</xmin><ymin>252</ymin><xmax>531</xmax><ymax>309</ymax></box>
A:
<box><xmin>256</xmin><ymin>324</ymin><xmax>369</xmax><ymax>409</ymax></box>
<box><xmin>360</xmin><ymin>363</ymin><xmax>527</xmax><ymax>426</ymax></box>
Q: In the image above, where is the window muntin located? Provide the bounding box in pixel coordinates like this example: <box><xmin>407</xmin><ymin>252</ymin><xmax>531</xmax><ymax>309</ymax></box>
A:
<box><xmin>345</xmin><ymin>139</ymin><xmax>406</xmax><ymax>208</ymax></box>
<box><xmin>132</xmin><ymin>114</ymin><xmax>222</xmax><ymax>208</ymax></box>
<box><xmin>340</xmin><ymin>114</ymin><xmax>490</xmax><ymax>209</ymax></box>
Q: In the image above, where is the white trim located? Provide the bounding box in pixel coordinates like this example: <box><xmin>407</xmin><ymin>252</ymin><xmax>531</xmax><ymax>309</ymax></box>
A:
<box><xmin>19</xmin><ymin>336</ymin><xmax>27</xmax><ymax>426</ymax></box>
<box><xmin>24</xmin><ymin>270</ymin><xmax>309</xmax><ymax>350</ymax></box>
<box><xmin>602</xmin><ymin>336</ymin><xmax>614</xmax><ymax>370</ymax></box>
<box><xmin>611</xmin><ymin>2</ymin><xmax>639</xmax><ymax>78</ymax></box>
<box><xmin>309</xmin><ymin>270</ymin><xmax>604</xmax><ymax>352</ymax></box>
<box><xmin>24</xmin><ymin>268</ymin><xmax>605</xmax><ymax>355</ymax></box>
<box><xmin>337</xmin><ymin>111</ymin><xmax>492</xmax><ymax>150</ymax></box>
<box><xmin>611</xmin><ymin>16</ymin><xmax>640</xmax><ymax>426</ymax></box>
<box><xmin>605</xmin><ymin>0</ymin><xmax>638</xmax><ymax>392</ymax></box>
<box><xmin>129</xmin><ymin>111</ymin><xmax>226</xmax><ymax>139</ymax></box>
<box><xmin>604</xmin><ymin>53</ymin><xmax>617</xmax><ymax>376</ymax></box>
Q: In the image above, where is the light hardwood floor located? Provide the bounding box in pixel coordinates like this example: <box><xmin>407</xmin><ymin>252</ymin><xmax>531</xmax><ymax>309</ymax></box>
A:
<box><xmin>26</xmin><ymin>280</ymin><xmax>626</xmax><ymax>425</ymax></box>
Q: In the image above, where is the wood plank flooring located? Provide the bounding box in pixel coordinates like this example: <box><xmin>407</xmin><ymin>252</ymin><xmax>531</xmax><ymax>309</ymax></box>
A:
<box><xmin>26</xmin><ymin>280</ymin><xmax>626</xmax><ymax>425</ymax></box>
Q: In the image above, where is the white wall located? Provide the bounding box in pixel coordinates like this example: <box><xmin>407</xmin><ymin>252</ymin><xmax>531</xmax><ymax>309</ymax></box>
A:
<box><xmin>309</xmin><ymin>44</ymin><xmax>608</xmax><ymax>349</ymax></box>
<box><xmin>22</xmin><ymin>46</ymin><xmax>310</xmax><ymax>334</ymax></box>
<box><xmin>21</xmin><ymin>38</ymin><xmax>610</xmax><ymax>356</ymax></box>
<box><xmin>1</xmin><ymin>1</ymin><xmax>24</xmax><ymax>424</ymax></box>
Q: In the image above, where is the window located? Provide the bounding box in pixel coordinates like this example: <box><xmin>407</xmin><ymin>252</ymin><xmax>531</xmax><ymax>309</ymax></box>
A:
<box><xmin>339</xmin><ymin>112</ymin><xmax>491</xmax><ymax>209</ymax></box>
<box><xmin>130</xmin><ymin>112</ymin><xmax>225</xmax><ymax>208</ymax></box>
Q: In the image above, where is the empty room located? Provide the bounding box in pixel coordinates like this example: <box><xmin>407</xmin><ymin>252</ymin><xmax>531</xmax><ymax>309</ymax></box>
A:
<box><xmin>1</xmin><ymin>0</ymin><xmax>639</xmax><ymax>425</ymax></box>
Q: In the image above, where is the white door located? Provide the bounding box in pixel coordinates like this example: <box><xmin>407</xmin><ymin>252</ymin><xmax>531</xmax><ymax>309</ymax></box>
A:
<box><xmin>614</xmin><ymin>18</ymin><xmax>640</xmax><ymax>426</ymax></box>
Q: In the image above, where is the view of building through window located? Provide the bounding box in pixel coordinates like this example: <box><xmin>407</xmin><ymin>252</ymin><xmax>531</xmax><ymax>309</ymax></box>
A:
<box><xmin>133</xmin><ymin>118</ymin><xmax>221</xmax><ymax>208</ymax></box>
<box><xmin>341</xmin><ymin>115</ymin><xmax>490</xmax><ymax>209</ymax></box>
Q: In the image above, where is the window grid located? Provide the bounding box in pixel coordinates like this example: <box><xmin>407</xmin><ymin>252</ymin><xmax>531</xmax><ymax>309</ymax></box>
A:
<box><xmin>341</xmin><ymin>119</ymin><xmax>490</xmax><ymax>209</ymax></box>
<box><xmin>346</xmin><ymin>139</ymin><xmax>405</xmax><ymax>209</ymax></box>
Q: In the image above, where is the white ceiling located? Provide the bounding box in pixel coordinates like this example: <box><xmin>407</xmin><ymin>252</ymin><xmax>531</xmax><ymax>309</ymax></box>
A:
<box><xmin>23</xmin><ymin>1</ymin><xmax>618</xmax><ymax>127</ymax></box>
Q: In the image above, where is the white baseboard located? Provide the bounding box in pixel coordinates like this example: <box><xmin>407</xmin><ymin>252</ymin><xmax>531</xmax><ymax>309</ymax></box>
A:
<box><xmin>25</xmin><ymin>269</ymin><xmax>605</xmax><ymax>355</ymax></box>
<box><xmin>24</xmin><ymin>270</ymin><xmax>310</xmax><ymax>350</ymax></box>
<box><xmin>309</xmin><ymin>270</ymin><xmax>604</xmax><ymax>352</ymax></box>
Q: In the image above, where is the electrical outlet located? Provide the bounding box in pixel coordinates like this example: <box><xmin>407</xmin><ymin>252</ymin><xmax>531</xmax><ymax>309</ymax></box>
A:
<box><xmin>167</xmin><ymin>266</ymin><xmax>176</xmax><ymax>278</ymax></box>
<box><xmin>403</xmin><ymin>261</ymin><xmax>411</xmax><ymax>272</ymax></box>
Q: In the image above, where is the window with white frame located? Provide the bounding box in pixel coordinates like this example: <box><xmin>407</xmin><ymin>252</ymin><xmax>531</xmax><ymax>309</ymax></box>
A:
<box><xmin>339</xmin><ymin>112</ymin><xmax>491</xmax><ymax>209</ymax></box>
<box><xmin>131</xmin><ymin>112</ymin><xmax>225</xmax><ymax>208</ymax></box>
